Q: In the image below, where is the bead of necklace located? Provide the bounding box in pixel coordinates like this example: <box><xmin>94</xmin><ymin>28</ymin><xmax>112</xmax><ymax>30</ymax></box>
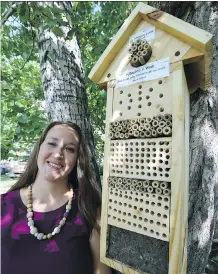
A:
<box><xmin>26</xmin><ymin>184</ymin><xmax>74</xmax><ymax>240</ymax></box>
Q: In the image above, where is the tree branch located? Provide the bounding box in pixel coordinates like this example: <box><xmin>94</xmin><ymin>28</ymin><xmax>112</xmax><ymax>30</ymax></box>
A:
<box><xmin>0</xmin><ymin>2</ymin><xmax>21</xmax><ymax>26</ymax></box>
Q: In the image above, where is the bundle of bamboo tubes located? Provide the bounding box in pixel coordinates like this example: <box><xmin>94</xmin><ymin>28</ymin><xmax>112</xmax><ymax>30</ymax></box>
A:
<box><xmin>108</xmin><ymin>176</ymin><xmax>171</xmax><ymax>196</ymax></box>
<box><xmin>109</xmin><ymin>114</ymin><xmax>172</xmax><ymax>140</ymax></box>
<box><xmin>129</xmin><ymin>39</ymin><xmax>152</xmax><ymax>67</ymax></box>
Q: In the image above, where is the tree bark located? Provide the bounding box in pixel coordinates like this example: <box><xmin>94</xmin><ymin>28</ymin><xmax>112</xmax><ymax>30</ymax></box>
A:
<box><xmin>152</xmin><ymin>2</ymin><xmax>218</xmax><ymax>274</ymax></box>
<box><xmin>37</xmin><ymin>26</ymin><xmax>101</xmax><ymax>187</ymax></box>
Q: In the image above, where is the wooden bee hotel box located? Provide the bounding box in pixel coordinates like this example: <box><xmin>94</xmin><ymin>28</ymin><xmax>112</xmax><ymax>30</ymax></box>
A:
<box><xmin>89</xmin><ymin>2</ymin><xmax>212</xmax><ymax>274</ymax></box>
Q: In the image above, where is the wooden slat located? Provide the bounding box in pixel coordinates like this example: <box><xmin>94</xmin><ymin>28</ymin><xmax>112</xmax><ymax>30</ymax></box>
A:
<box><xmin>169</xmin><ymin>61</ymin><xmax>189</xmax><ymax>274</ymax></box>
<box><xmin>101</xmin><ymin>256</ymin><xmax>148</xmax><ymax>274</ymax></box>
<box><xmin>100</xmin><ymin>80</ymin><xmax>115</xmax><ymax>260</ymax></box>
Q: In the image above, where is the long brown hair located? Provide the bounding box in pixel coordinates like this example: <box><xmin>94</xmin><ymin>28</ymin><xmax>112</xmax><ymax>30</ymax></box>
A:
<box><xmin>8</xmin><ymin>121</ymin><xmax>101</xmax><ymax>233</ymax></box>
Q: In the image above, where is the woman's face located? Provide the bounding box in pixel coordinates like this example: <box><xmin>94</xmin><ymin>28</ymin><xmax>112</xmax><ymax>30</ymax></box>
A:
<box><xmin>37</xmin><ymin>124</ymin><xmax>80</xmax><ymax>183</ymax></box>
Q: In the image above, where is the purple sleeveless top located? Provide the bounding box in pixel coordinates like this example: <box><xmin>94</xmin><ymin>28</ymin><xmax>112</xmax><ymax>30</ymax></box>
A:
<box><xmin>1</xmin><ymin>189</ymin><xmax>94</xmax><ymax>274</ymax></box>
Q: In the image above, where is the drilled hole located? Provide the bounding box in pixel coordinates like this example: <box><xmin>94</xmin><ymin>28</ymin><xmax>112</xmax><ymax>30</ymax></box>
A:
<box><xmin>158</xmin><ymin>80</ymin><xmax>162</xmax><ymax>84</ymax></box>
<box><xmin>139</xmin><ymin>85</ymin><xmax>142</xmax><ymax>89</ymax></box>
<box><xmin>128</xmin><ymin>93</ymin><xmax>131</xmax><ymax>97</ymax></box>
<box><xmin>148</xmin><ymin>102</ymin><xmax>152</xmax><ymax>106</ymax></box>
<box><xmin>159</xmin><ymin>93</ymin><xmax>163</xmax><ymax>98</ymax></box>
<box><xmin>107</xmin><ymin>73</ymin><xmax>111</xmax><ymax>78</ymax></box>
<box><xmin>160</xmin><ymin>108</ymin><xmax>164</xmax><ymax>112</ymax></box>
<box><xmin>149</xmin><ymin>88</ymin><xmax>153</xmax><ymax>92</ymax></box>
<box><xmin>175</xmin><ymin>51</ymin><xmax>180</xmax><ymax>56</ymax></box>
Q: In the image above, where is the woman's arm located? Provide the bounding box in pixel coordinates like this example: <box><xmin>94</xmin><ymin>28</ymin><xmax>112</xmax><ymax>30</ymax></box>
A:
<box><xmin>90</xmin><ymin>228</ymin><xmax>112</xmax><ymax>274</ymax></box>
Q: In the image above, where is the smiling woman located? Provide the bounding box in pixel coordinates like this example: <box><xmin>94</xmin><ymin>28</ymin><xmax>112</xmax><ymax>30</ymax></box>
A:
<box><xmin>1</xmin><ymin>121</ymin><xmax>111</xmax><ymax>274</ymax></box>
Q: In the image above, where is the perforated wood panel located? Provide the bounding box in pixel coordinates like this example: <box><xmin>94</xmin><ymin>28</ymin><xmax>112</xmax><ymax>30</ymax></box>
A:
<box><xmin>108</xmin><ymin>186</ymin><xmax>170</xmax><ymax>242</ymax></box>
<box><xmin>110</xmin><ymin>138</ymin><xmax>171</xmax><ymax>181</ymax></box>
<box><xmin>112</xmin><ymin>76</ymin><xmax>172</xmax><ymax>121</ymax></box>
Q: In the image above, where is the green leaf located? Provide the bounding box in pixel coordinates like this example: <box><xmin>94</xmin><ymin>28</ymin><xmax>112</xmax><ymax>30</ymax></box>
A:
<box><xmin>51</xmin><ymin>27</ymin><xmax>64</xmax><ymax>37</ymax></box>
<box><xmin>66</xmin><ymin>29</ymin><xmax>75</xmax><ymax>40</ymax></box>
<box><xmin>15</xmin><ymin>126</ymin><xmax>21</xmax><ymax>134</ymax></box>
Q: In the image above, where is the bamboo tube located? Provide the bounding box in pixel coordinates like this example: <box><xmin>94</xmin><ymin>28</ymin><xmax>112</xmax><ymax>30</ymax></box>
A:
<box><xmin>166</xmin><ymin>120</ymin><xmax>172</xmax><ymax>127</ymax></box>
<box><xmin>151</xmin><ymin>129</ymin><xmax>158</xmax><ymax>137</ymax></box>
<box><xmin>139</xmin><ymin>125</ymin><xmax>144</xmax><ymax>131</ymax></box>
<box><xmin>144</xmin><ymin>43</ymin><xmax>150</xmax><ymax>50</ymax></box>
<box><xmin>120</xmin><ymin>133</ymin><xmax>124</xmax><ymax>139</ymax></box>
<box><xmin>129</xmin><ymin>130</ymin><xmax>133</xmax><ymax>136</ymax></box>
<box><xmin>152</xmin><ymin>119</ymin><xmax>159</xmax><ymax>128</ymax></box>
<box><xmin>147</xmin><ymin>186</ymin><xmax>154</xmax><ymax>193</ymax></box>
<box><xmin>139</xmin><ymin>56</ymin><xmax>146</xmax><ymax>65</ymax></box>
<box><xmin>145</xmin><ymin>130</ymin><xmax>152</xmax><ymax>138</ymax></box>
<box><xmin>141</xmin><ymin>50</ymin><xmax>148</xmax><ymax>57</ymax></box>
<box><xmin>122</xmin><ymin>127</ymin><xmax>128</xmax><ymax>133</ymax></box>
<box><xmin>117</xmin><ymin>125</ymin><xmax>122</xmax><ymax>132</ymax></box>
<box><xmin>108</xmin><ymin>177</ymin><xmax>113</xmax><ymax>183</ymax></box>
<box><xmin>138</xmin><ymin>45</ymin><xmax>144</xmax><ymax>51</ymax></box>
<box><xmin>163</xmin><ymin>114</ymin><xmax>172</xmax><ymax>121</ymax></box>
<box><xmin>144</xmin><ymin>123</ymin><xmax>151</xmax><ymax>130</ymax></box>
<box><xmin>130</xmin><ymin>184</ymin><xmax>135</xmax><ymax>190</ymax></box>
<box><xmin>117</xmin><ymin>178</ymin><xmax>123</xmax><ymax>183</ymax></box>
<box><xmin>132</xmin><ymin>124</ymin><xmax>139</xmax><ymax>131</ymax></box>
<box><xmin>145</xmin><ymin>117</ymin><xmax>152</xmax><ymax>123</ymax></box>
<box><xmin>135</xmin><ymin>39</ymin><xmax>141</xmax><ymax>45</ymax></box>
<box><xmin>155</xmin><ymin>188</ymin><xmax>162</xmax><ymax>195</ymax></box>
<box><xmin>141</xmin><ymin>40</ymin><xmax>147</xmax><ymax>46</ymax></box>
<box><xmin>123</xmin><ymin>178</ymin><xmax>127</xmax><ymax>183</ymax></box>
<box><xmin>126</xmin><ymin>179</ymin><xmax>132</xmax><ymax>185</ymax></box>
<box><xmin>138</xmin><ymin>50</ymin><xmax>144</xmax><ymax>56</ymax></box>
<box><xmin>133</xmin><ymin>131</ymin><xmax>140</xmax><ymax>137</ymax></box>
<box><xmin>132</xmin><ymin>179</ymin><xmax>138</xmax><ymax>184</ymax></box>
<box><xmin>152</xmin><ymin>181</ymin><xmax>160</xmax><ymax>188</ymax></box>
<box><xmin>131</xmin><ymin>119</ymin><xmax>138</xmax><ymax>124</ymax></box>
<box><xmin>136</xmin><ymin>186</ymin><xmax>141</xmax><ymax>191</ymax></box>
<box><xmin>156</xmin><ymin>127</ymin><xmax>163</xmax><ymax>135</ymax></box>
<box><xmin>158</xmin><ymin>121</ymin><xmax>166</xmax><ymax>128</ymax></box>
<box><xmin>131</xmin><ymin>45</ymin><xmax>138</xmax><ymax>52</ymax></box>
<box><xmin>131</xmin><ymin>56</ymin><xmax>140</xmax><ymax>67</ymax></box>
<box><xmin>114</xmin><ymin>132</ymin><xmax>120</xmax><ymax>139</ymax></box>
<box><xmin>137</xmin><ymin>181</ymin><xmax>143</xmax><ymax>187</ymax></box>
<box><xmin>139</xmin><ymin>131</ymin><xmax>146</xmax><ymax>138</ymax></box>
<box><xmin>160</xmin><ymin>182</ymin><xmax>168</xmax><ymax>189</ymax></box>
<box><xmin>163</xmin><ymin>126</ymin><xmax>172</xmax><ymax>136</ymax></box>
<box><xmin>113</xmin><ymin>177</ymin><xmax>118</xmax><ymax>183</ymax></box>
<box><xmin>156</xmin><ymin>114</ymin><xmax>163</xmax><ymax>121</ymax></box>
<box><xmin>141</xmin><ymin>187</ymin><xmax>146</xmax><ymax>192</ymax></box>
<box><xmin>109</xmin><ymin>132</ymin><xmax>114</xmax><ymax>139</ymax></box>
<box><xmin>114</xmin><ymin>121</ymin><xmax>119</xmax><ymax>126</ymax></box>
<box><xmin>124</xmin><ymin>133</ymin><xmax>130</xmax><ymax>139</ymax></box>
<box><xmin>128</xmin><ymin>48</ymin><xmax>134</xmax><ymax>55</ymax></box>
<box><xmin>163</xmin><ymin>189</ymin><xmax>171</xmax><ymax>196</ymax></box>
<box><xmin>127</xmin><ymin>124</ymin><xmax>132</xmax><ymax>130</ymax></box>
<box><xmin>143</xmin><ymin>180</ymin><xmax>149</xmax><ymax>187</ymax></box>
<box><xmin>140</xmin><ymin>118</ymin><xmax>146</xmax><ymax>124</ymax></box>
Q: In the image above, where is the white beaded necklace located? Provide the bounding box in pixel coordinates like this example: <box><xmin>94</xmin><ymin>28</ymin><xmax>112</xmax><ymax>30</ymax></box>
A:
<box><xmin>26</xmin><ymin>184</ymin><xmax>74</xmax><ymax>240</ymax></box>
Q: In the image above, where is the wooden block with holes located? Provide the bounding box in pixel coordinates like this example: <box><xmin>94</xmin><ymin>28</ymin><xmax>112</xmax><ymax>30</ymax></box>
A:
<box><xmin>89</xmin><ymin>2</ymin><xmax>212</xmax><ymax>274</ymax></box>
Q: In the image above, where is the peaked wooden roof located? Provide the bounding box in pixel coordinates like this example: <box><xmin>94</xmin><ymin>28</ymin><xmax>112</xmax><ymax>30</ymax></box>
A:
<box><xmin>89</xmin><ymin>2</ymin><xmax>213</xmax><ymax>91</ymax></box>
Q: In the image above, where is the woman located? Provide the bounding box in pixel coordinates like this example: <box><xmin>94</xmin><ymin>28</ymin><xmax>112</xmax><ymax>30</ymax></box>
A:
<box><xmin>1</xmin><ymin>121</ymin><xmax>111</xmax><ymax>274</ymax></box>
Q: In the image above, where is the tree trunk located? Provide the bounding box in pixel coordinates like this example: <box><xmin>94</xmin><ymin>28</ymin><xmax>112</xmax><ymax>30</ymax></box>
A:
<box><xmin>37</xmin><ymin>27</ymin><xmax>101</xmax><ymax>187</ymax></box>
<box><xmin>152</xmin><ymin>2</ymin><xmax>218</xmax><ymax>274</ymax></box>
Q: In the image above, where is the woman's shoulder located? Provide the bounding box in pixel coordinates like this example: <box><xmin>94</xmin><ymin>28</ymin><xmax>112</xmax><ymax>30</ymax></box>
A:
<box><xmin>1</xmin><ymin>189</ymin><xmax>20</xmax><ymax>210</ymax></box>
